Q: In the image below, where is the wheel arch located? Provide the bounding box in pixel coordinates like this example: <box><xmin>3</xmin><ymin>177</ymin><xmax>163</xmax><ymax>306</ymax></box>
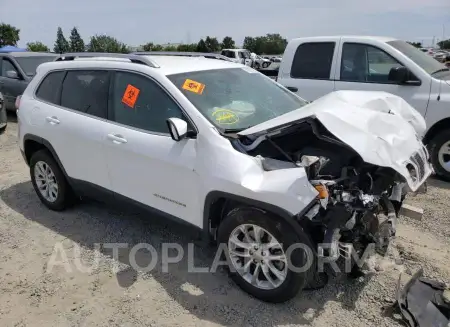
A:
<box><xmin>23</xmin><ymin>134</ymin><xmax>70</xmax><ymax>180</ymax></box>
<box><xmin>203</xmin><ymin>190</ymin><xmax>315</xmax><ymax>242</ymax></box>
<box><xmin>423</xmin><ymin>118</ymin><xmax>450</xmax><ymax>145</ymax></box>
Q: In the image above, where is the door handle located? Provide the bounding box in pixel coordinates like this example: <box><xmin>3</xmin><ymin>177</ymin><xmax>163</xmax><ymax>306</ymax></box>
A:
<box><xmin>107</xmin><ymin>133</ymin><xmax>127</xmax><ymax>144</ymax></box>
<box><xmin>286</xmin><ymin>86</ymin><xmax>298</xmax><ymax>92</ymax></box>
<box><xmin>46</xmin><ymin>116</ymin><xmax>60</xmax><ymax>125</ymax></box>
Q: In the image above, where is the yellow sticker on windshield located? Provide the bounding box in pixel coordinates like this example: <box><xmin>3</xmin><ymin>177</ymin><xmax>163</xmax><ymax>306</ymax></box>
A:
<box><xmin>182</xmin><ymin>79</ymin><xmax>205</xmax><ymax>94</ymax></box>
<box><xmin>212</xmin><ymin>109</ymin><xmax>239</xmax><ymax>125</ymax></box>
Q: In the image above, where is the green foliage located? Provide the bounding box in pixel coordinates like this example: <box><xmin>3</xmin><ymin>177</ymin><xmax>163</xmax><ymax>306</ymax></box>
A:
<box><xmin>177</xmin><ymin>43</ymin><xmax>197</xmax><ymax>52</ymax></box>
<box><xmin>221</xmin><ymin>36</ymin><xmax>235</xmax><ymax>49</ymax></box>
<box><xmin>26</xmin><ymin>41</ymin><xmax>49</xmax><ymax>52</ymax></box>
<box><xmin>87</xmin><ymin>35</ymin><xmax>129</xmax><ymax>53</ymax></box>
<box><xmin>196</xmin><ymin>39</ymin><xmax>208</xmax><ymax>52</ymax></box>
<box><xmin>244</xmin><ymin>34</ymin><xmax>287</xmax><ymax>54</ymax></box>
<box><xmin>163</xmin><ymin>45</ymin><xmax>177</xmax><ymax>51</ymax></box>
<box><xmin>437</xmin><ymin>39</ymin><xmax>450</xmax><ymax>50</ymax></box>
<box><xmin>53</xmin><ymin>27</ymin><xmax>69</xmax><ymax>53</ymax></box>
<box><xmin>0</xmin><ymin>23</ymin><xmax>20</xmax><ymax>47</ymax></box>
<box><xmin>407</xmin><ymin>41</ymin><xmax>422</xmax><ymax>48</ymax></box>
<box><xmin>69</xmin><ymin>27</ymin><xmax>85</xmax><ymax>52</ymax></box>
<box><xmin>204</xmin><ymin>36</ymin><xmax>220</xmax><ymax>52</ymax></box>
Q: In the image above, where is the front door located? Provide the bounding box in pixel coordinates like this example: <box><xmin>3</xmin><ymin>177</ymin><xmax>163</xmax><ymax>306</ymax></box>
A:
<box><xmin>103</xmin><ymin>71</ymin><xmax>200</xmax><ymax>225</ymax></box>
<box><xmin>334</xmin><ymin>42</ymin><xmax>431</xmax><ymax>116</ymax></box>
<box><xmin>0</xmin><ymin>57</ymin><xmax>28</xmax><ymax>110</ymax></box>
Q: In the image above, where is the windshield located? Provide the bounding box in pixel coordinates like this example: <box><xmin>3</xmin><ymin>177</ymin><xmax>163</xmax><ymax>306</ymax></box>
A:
<box><xmin>14</xmin><ymin>56</ymin><xmax>57</xmax><ymax>76</ymax></box>
<box><xmin>167</xmin><ymin>68</ymin><xmax>308</xmax><ymax>131</ymax></box>
<box><xmin>387</xmin><ymin>40</ymin><xmax>447</xmax><ymax>75</ymax></box>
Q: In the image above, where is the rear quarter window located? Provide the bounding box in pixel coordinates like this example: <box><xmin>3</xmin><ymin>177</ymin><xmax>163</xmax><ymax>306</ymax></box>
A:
<box><xmin>35</xmin><ymin>71</ymin><xmax>66</xmax><ymax>104</ymax></box>
<box><xmin>290</xmin><ymin>42</ymin><xmax>335</xmax><ymax>79</ymax></box>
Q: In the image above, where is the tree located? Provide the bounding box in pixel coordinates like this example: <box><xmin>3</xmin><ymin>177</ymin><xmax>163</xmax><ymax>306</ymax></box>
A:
<box><xmin>221</xmin><ymin>36</ymin><xmax>235</xmax><ymax>49</ymax></box>
<box><xmin>26</xmin><ymin>41</ymin><xmax>49</xmax><ymax>52</ymax></box>
<box><xmin>196</xmin><ymin>39</ymin><xmax>208</xmax><ymax>52</ymax></box>
<box><xmin>204</xmin><ymin>36</ymin><xmax>220</xmax><ymax>52</ymax></box>
<box><xmin>177</xmin><ymin>43</ymin><xmax>197</xmax><ymax>52</ymax></box>
<box><xmin>243</xmin><ymin>36</ymin><xmax>256</xmax><ymax>52</ymax></box>
<box><xmin>437</xmin><ymin>39</ymin><xmax>450</xmax><ymax>50</ymax></box>
<box><xmin>163</xmin><ymin>45</ymin><xmax>177</xmax><ymax>51</ymax></box>
<box><xmin>243</xmin><ymin>34</ymin><xmax>288</xmax><ymax>54</ymax></box>
<box><xmin>408</xmin><ymin>41</ymin><xmax>422</xmax><ymax>48</ymax></box>
<box><xmin>69</xmin><ymin>27</ymin><xmax>85</xmax><ymax>52</ymax></box>
<box><xmin>142</xmin><ymin>42</ymin><xmax>155</xmax><ymax>51</ymax></box>
<box><xmin>87</xmin><ymin>35</ymin><xmax>128</xmax><ymax>53</ymax></box>
<box><xmin>261</xmin><ymin>33</ymin><xmax>287</xmax><ymax>54</ymax></box>
<box><xmin>0</xmin><ymin>23</ymin><xmax>20</xmax><ymax>47</ymax></box>
<box><xmin>53</xmin><ymin>27</ymin><xmax>69</xmax><ymax>53</ymax></box>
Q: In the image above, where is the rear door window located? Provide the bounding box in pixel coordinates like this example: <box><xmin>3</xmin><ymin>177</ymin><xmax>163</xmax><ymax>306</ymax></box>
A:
<box><xmin>35</xmin><ymin>71</ymin><xmax>66</xmax><ymax>104</ymax></box>
<box><xmin>290</xmin><ymin>42</ymin><xmax>336</xmax><ymax>79</ymax></box>
<box><xmin>60</xmin><ymin>70</ymin><xmax>110</xmax><ymax>119</ymax></box>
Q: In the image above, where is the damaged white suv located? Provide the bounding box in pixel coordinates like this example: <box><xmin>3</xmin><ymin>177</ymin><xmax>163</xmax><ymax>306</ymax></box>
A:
<box><xmin>17</xmin><ymin>53</ymin><xmax>432</xmax><ymax>303</ymax></box>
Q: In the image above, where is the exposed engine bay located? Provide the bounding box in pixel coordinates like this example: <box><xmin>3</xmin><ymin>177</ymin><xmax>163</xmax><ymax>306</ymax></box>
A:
<box><xmin>232</xmin><ymin>117</ymin><xmax>430</xmax><ymax>270</ymax></box>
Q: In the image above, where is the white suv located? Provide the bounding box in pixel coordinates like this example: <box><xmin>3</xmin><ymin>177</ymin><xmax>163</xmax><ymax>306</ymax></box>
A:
<box><xmin>17</xmin><ymin>52</ymin><xmax>432</xmax><ymax>303</ymax></box>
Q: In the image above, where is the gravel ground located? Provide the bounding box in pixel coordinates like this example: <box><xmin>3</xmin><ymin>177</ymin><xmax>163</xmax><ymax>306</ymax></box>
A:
<box><xmin>1</xmin><ymin>116</ymin><xmax>449</xmax><ymax>327</ymax></box>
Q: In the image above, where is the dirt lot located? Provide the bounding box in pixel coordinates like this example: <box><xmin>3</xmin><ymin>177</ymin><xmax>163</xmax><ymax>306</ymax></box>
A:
<box><xmin>1</xmin><ymin>117</ymin><xmax>450</xmax><ymax>327</ymax></box>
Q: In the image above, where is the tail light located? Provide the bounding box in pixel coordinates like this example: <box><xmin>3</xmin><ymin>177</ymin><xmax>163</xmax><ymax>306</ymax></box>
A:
<box><xmin>15</xmin><ymin>95</ymin><xmax>21</xmax><ymax>110</ymax></box>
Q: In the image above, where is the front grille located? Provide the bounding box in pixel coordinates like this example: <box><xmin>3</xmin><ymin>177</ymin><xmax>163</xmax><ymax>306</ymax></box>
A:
<box><xmin>409</xmin><ymin>150</ymin><xmax>426</xmax><ymax>181</ymax></box>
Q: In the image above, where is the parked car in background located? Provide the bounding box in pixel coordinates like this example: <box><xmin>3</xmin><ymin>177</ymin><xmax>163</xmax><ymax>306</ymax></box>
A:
<box><xmin>252</xmin><ymin>54</ymin><xmax>271</xmax><ymax>69</ymax></box>
<box><xmin>0</xmin><ymin>52</ymin><xmax>58</xmax><ymax>111</ymax></box>
<box><xmin>267</xmin><ymin>36</ymin><xmax>450</xmax><ymax>180</ymax></box>
<box><xmin>0</xmin><ymin>92</ymin><xmax>6</xmax><ymax>134</ymax></box>
<box><xmin>434</xmin><ymin>50</ymin><xmax>449</xmax><ymax>62</ymax></box>
<box><xmin>220</xmin><ymin>49</ymin><xmax>252</xmax><ymax>66</ymax></box>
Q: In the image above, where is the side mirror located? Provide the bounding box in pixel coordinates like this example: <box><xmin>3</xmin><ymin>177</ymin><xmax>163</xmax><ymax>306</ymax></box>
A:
<box><xmin>167</xmin><ymin>118</ymin><xmax>188</xmax><ymax>141</ymax></box>
<box><xmin>388</xmin><ymin>66</ymin><xmax>409</xmax><ymax>83</ymax></box>
<box><xmin>6</xmin><ymin>70</ymin><xmax>19</xmax><ymax>79</ymax></box>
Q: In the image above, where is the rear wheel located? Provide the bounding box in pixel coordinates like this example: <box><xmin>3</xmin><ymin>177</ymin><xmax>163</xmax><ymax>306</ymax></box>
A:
<box><xmin>429</xmin><ymin>130</ymin><xmax>450</xmax><ymax>181</ymax></box>
<box><xmin>217</xmin><ymin>207</ymin><xmax>315</xmax><ymax>303</ymax></box>
<box><xmin>30</xmin><ymin>149</ymin><xmax>75</xmax><ymax>211</ymax></box>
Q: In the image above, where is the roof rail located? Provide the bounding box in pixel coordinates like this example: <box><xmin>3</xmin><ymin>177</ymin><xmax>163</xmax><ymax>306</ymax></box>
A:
<box><xmin>54</xmin><ymin>52</ymin><xmax>160</xmax><ymax>68</ymax></box>
<box><xmin>132</xmin><ymin>51</ymin><xmax>233</xmax><ymax>62</ymax></box>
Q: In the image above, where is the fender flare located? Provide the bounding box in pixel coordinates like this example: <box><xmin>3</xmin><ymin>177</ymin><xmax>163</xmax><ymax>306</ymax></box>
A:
<box><xmin>203</xmin><ymin>190</ymin><xmax>315</xmax><ymax>239</ymax></box>
<box><xmin>23</xmin><ymin>133</ymin><xmax>71</xmax><ymax>181</ymax></box>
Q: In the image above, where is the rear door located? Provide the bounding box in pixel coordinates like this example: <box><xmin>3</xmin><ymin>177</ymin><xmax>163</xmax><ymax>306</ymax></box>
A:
<box><xmin>34</xmin><ymin>69</ymin><xmax>113</xmax><ymax>196</ymax></box>
<box><xmin>277</xmin><ymin>39</ymin><xmax>339</xmax><ymax>101</ymax></box>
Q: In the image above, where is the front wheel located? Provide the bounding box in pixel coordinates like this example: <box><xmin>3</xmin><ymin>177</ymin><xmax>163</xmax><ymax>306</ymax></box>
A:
<box><xmin>217</xmin><ymin>207</ymin><xmax>315</xmax><ymax>303</ymax></box>
<box><xmin>429</xmin><ymin>130</ymin><xmax>450</xmax><ymax>181</ymax></box>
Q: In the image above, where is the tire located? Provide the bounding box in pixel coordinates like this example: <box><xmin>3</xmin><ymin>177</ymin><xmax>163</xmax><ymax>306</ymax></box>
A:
<box><xmin>30</xmin><ymin>149</ymin><xmax>75</xmax><ymax>211</ymax></box>
<box><xmin>217</xmin><ymin>207</ymin><xmax>315</xmax><ymax>303</ymax></box>
<box><xmin>254</xmin><ymin>62</ymin><xmax>260</xmax><ymax>70</ymax></box>
<box><xmin>429</xmin><ymin>130</ymin><xmax>450</xmax><ymax>181</ymax></box>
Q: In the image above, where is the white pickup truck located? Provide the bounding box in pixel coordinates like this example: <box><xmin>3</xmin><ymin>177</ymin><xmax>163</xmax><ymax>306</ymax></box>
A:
<box><xmin>273</xmin><ymin>36</ymin><xmax>450</xmax><ymax>180</ymax></box>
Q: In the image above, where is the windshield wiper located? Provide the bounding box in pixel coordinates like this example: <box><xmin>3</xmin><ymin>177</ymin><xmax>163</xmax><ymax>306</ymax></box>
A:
<box><xmin>432</xmin><ymin>68</ymin><xmax>450</xmax><ymax>75</ymax></box>
<box><xmin>223</xmin><ymin>126</ymin><xmax>253</xmax><ymax>133</ymax></box>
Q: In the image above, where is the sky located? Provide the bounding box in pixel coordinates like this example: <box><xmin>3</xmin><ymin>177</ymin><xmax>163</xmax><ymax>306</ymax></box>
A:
<box><xmin>1</xmin><ymin>0</ymin><xmax>449</xmax><ymax>49</ymax></box>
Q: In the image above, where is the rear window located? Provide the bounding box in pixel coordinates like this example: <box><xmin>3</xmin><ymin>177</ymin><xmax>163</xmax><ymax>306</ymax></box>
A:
<box><xmin>291</xmin><ymin>42</ymin><xmax>335</xmax><ymax>79</ymax></box>
<box><xmin>15</xmin><ymin>56</ymin><xmax>57</xmax><ymax>76</ymax></box>
<box><xmin>60</xmin><ymin>70</ymin><xmax>110</xmax><ymax>119</ymax></box>
<box><xmin>35</xmin><ymin>71</ymin><xmax>66</xmax><ymax>104</ymax></box>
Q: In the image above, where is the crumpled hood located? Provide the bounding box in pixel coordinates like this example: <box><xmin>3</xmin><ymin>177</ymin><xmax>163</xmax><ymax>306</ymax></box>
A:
<box><xmin>239</xmin><ymin>90</ymin><xmax>432</xmax><ymax>191</ymax></box>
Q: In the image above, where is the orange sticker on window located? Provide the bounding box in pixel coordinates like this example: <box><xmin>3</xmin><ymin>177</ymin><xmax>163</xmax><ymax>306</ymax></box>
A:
<box><xmin>182</xmin><ymin>79</ymin><xmax>205</xmax><ymax>94</ymax></box>
<box><xmin>122</xmin><ymin>84</ymin><xmax>140</xmax><ymax>108</ymax></box>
